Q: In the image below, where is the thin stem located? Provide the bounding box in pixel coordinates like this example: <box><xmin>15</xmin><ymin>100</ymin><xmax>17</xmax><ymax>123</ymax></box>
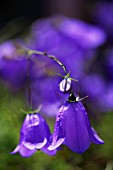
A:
<box><xmin>44</xmin><ymin>51</ymin><xmax>66</xmax><ymax>73</ymax></box>
<box><xmin>20</xmin><ymin>104</ymin><xmax>42</xmax><ymax>114</ymax></box>
<box><xmin>26</xmin><ymin>55</ymin><xmax>32</xmax><ymax>110</ymax></box>
<box><xmin>25</xmin><ymin>48</ymin><xmax>67</xmax><ymax>74</ymax></box>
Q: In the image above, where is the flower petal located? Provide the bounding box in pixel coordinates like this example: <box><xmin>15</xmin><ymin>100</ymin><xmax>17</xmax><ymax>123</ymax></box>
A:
<box><xmin>19</xmin><ymin>146</ymin><xmax>37</xmax><ymax>158</ymax></box>
<box><xmin>11</xmin><ymin>144</ymin><xmax>37</xmax><ymax>157</ymax></box>
<box><xmin>81</xmin><ymin>105</ymin><xmax>104</xmax><ymax>145</ymax></box>
<box><xmin>24</xmin><ymin>138</ymin><xmax>47</xmax><ymax>150</ymax></box>
<box><xmin>90</xmin><ymin>127</ymin><xmax>104</xmax><ymax>144</ymax></box>
<box><xmin>64</xmin><ymin>102</ymin><xmax>91</xmax><ymax>153</ymax></box>
<box><xmin>11</xmin><ymin>144</ymin><xmax>22</xmax><ymax>154</ymax></box>
<box><xmin>41</xmin><ymin>144</ymin><xmax>57</xmax><ymax>156</ymax></box>
<box><xmin>48</xmin><ymin>138</ymin><xmax>65</xmax><ymax>151</ymax></box>
<box><xmin>48</xmin><ymin>105</ymin><xmax>67</xmax><ymax>150</ymax></box>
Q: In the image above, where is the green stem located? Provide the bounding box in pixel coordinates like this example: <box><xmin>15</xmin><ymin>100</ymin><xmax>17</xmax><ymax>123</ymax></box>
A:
<box><xmin>26</xmin><ymin>55</ymin><xmax>32</xmax><ymax>110</ymax></box>
<box><xmin>25</xmin><ymin>48</ymin><xmax>67</xmax><ymax>74</ymax></box>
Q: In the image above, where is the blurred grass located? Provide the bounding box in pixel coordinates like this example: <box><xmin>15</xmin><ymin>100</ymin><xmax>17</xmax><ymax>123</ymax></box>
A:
<box><xmin>0</xmin><ymin>82</ymin><xmax>113</xmax><ymax>170</ymax></box>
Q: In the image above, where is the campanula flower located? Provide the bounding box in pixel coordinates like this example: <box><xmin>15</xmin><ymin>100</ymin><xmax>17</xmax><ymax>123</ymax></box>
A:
<box><xmin>48</xmin><ymin>93</ymin><xmax>104</xmax><ymax>154</ymax></box>
<box><xmin>11</xmin><ymin>113</ymin><xmax>56</xmax><ymax>157</ymax></box>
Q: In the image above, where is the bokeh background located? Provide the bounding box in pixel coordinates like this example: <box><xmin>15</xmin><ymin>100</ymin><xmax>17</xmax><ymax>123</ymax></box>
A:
<box><xmin>0</xmin><ymin>0</ymin><xmax>113</xmax><ymax>169</ymax></box>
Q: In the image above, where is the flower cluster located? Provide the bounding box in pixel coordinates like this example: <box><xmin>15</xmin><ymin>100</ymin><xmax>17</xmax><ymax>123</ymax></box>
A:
<box><xmin>11</xmin><ymin>92</ymin><xmax>104</xmax><ymax>157</ymax></box>
<box><xmin>0</xmin><ymin>15</ymin><xmax>106</xmax><ymax>157</ymax></box>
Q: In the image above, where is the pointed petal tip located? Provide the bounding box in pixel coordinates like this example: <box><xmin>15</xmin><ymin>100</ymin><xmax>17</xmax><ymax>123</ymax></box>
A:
<box><xmin>48</xmin><ymin>138</ymin><xmax>65</xmax><ymax>151</ymax></box>
<box><xmin>10</xmin><ymin>144</ymin><xmax>36</xmax><ymax>158</ymax></box>
<box><xmin>10</xmin><ymin>144</ymin><xmax>21</xmax><ymax>154</ymax></box>
<box><xmin>19</xmin><ymin>146</ymin><xmax>36</xmax><ymax>158</ymax></box>
<box><xmin>91</xmin><ymin>127</ymin><xmax>104</xmax><ymax>144</ymax></box>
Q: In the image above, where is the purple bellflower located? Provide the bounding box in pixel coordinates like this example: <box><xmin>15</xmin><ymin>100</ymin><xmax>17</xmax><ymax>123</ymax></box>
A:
<box><xmin>11</xmin><ymin>113</ymin><xmax>57</xmax><ymax>157</ymax></box>
<box><xmin>48</xmin><ymin>93</ymin><xmax>104</xmax><ymax>154</ymax></box>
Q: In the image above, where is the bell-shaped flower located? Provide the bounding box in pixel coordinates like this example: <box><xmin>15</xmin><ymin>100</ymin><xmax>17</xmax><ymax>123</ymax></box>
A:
<box><xmin>11</xmin><ymin>113</ymin><xmax>57</xmax><ymax>157</ymax></box>
<box><xmin>48</xmin><ymin>93</ymin><xmax>104</xmax><ymax>154</ymax></box>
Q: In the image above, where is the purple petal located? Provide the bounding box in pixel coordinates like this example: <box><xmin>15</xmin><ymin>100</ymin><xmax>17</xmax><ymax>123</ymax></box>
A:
<box><xmin>41</xmin><ymin>145</ymin><xmax>57</xmax><ymax>156</ymax></box>
<box><xmin>19</xmin><ymin>146</ymin><xmax>36</xmax><ymax>158</ymax></box>
<box><xmin>48</xmin><ymin>138</ymin><xmax>65</xmax><ymax>151</ymax></box>
<box><xmin>11</xmin><ymin>144</ymin><xmax>37</xmax><ymax>158</ymax></box>
<box><xmin>48</xmin><ymin>105</ymin><xmax>67</xmax><ymax>150</ymax></box>
<box><xmin>81</xmin><ymin>103</ymin><xmax>104</xmax><ymax>145</ymax></box>
<box><xmin>64</xmin><ymin>102</ymin><xmax>91</xmax><ymax>154</ymax></box>
<box><xmin>11</xmin><ymin>144</ymin><xmax>22</xmax><ymax>154</ymax></box>
<box><xmin>90</xmin><ymin>127</ymin><xmax>104</xmax><ymax>144</ymax></box>
<box><xmin>24</xmin><ymin>138</ymin><xmax>47</xmax><ymax>150</ymax></box>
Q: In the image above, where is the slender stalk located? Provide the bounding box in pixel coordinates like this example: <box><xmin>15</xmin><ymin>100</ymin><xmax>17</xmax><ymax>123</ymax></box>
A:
<box><xmin>26</xmin><ymin>48</ymin><xmax>67</xmax><ymax>74</ymax></box>
<box><xmin>26</xmin><ymin>55</ymin><xmax>32</xmax><ymax>110</ymax></box>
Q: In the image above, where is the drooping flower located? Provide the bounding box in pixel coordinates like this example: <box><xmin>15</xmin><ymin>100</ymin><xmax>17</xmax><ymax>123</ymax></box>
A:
<box><xmin>48</xmin><ymin>93</ymin><xmax>104</xmax><ymax>154</ymax></box>
<box><xmin>11</xmin><ymin>113</ymin><xmax>57</xmax><ymax>157</ymax></box>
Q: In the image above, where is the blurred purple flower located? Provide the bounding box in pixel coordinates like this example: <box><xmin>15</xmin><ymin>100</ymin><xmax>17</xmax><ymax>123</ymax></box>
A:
<box><xmin>27</xmin><ymin>15</ymin><xmax>107</xmax><ymax>115</ymax></box>
<box><xmin>29</xmin><ymin>15</ymin><xmax>106</xmax><ymax>79</ymax></box>
<box><xmin>48</xmin><ymin>93</ymin><xmax>104</xmax><ymax>154</ymax></box>
<box><xmin>31</xmin><ymin>15</ymin><xmax>106</xmax><ymax>49</ymax></box>
<box><xmin>11</xmin><ymin>113</ymin><xmax>57</xmax><ymax>157</ymax></box>
<box><xmin>93</xmin><ymin>2</ymin><xmax>113</xmax><ymax>40</ymax></box>
<box><xmin>55</xmin><ymin>15</ymin><xmax>106</xmax><ymax>48</ymax></box>
<box><xmin>31</xmin><ymin>75</ymin><xmax>69</xmax><ymax>117</ymax></box>
<box><xmin>80</xmin><ymin>73</ymin><xmax>113</xmax><ymax>112</ymax></box>
<box><xmin>0</xmin><ymin>41</ymin><xmax>27</xmax><ymax>90</ymax></box>
<box><xmin>98</xmin><ymin>83</ymin><xmax>113</xmax><ymax>111</ymax></box>
<box><xmin>81</xmin><ymin>74</ymin><xmax>105</xmax><ymax>98</ymax></box>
